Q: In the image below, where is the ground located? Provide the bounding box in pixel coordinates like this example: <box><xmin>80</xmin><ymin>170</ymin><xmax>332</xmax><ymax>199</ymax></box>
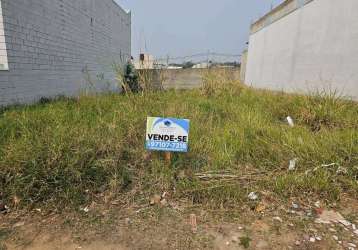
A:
<box><xmin>0</xmin><ymin>74</ymin><xmax>357</xmax><ymax>249</ymax></box>
<box><xmin>2</xmin><ymin>195</ymin><xmax>358</xmax><ymax>249</ymax></box>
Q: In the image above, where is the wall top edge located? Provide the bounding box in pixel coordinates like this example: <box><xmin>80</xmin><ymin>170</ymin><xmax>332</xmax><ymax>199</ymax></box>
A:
<box><xmin>111</xmin><ymin>0</ymin><xmax>131</xmax><ymax>16</ymax></box>
<box><xmin>250</xmin><ymin>0</ymin><xmax>314</xmax><ymax>35</ymax></box>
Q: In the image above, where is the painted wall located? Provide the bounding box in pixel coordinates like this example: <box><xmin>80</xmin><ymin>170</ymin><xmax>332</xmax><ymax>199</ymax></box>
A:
<box><xmin>0</xmin><ymin>1</ymin><xmax>8</xmax><ymax>71</ymax></box>
<box><xmin>0</xmin><ymin>0</ymin><xmax>131</xmax><ymax>106</ymax></box>
<box><xmin>245</xmin><ymin>0</ymin><xmax>358</xmax><ymax>100</ymax></box>
<box><xmin>240</xmin><ymin>49</ymin><xmax>247</xmax><ymax>83</ymax></box>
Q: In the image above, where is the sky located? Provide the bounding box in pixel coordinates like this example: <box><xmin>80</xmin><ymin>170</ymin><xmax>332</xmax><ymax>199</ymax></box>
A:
<box><xmin>115</xmin><ymin>0</ymin><xmax>284</xmax><ymax>61</ymax></box>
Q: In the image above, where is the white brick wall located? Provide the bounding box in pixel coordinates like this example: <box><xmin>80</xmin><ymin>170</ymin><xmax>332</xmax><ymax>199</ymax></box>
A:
<box><xmin>0</xmin><ymin>0</ymin><xmax>131</xmax><ymax>106</ymax></box>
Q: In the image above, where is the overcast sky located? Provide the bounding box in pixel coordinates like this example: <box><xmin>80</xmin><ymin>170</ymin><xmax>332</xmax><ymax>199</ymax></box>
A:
<box><xmin>115</xmin><ymin>0</ymin><xmax>284</xmax><ymax>60</ymax></box>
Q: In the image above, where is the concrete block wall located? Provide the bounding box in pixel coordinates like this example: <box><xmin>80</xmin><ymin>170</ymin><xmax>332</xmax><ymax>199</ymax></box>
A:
<box><xmin>240</xmin><ymin>50</ymin><xmax>247</xmax><ymax>83</ymax></box>
<box><xmin>245</xmin><ymin>0</ymin><xmax>358</xmax><ymax>100</ymax></box>
<box><xmin>0</xmin><ymin>0</ymin><xmax>131</xmax><ymax>106</ymax></box>
<box><xmin>139</xmin><ymin>68</ymin><xmax>241</xmax><ymax>90</ymax></box>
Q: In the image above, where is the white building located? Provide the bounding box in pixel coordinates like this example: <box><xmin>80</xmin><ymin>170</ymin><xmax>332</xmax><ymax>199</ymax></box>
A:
<box><xmin>243</xmin><ymin>0</ymin><xmax>358</xmax><ymax>100</ymax></box>
<box><xmin>192</xmin><ymin>62</ymin><xmax>210</xmax><ymax>69</ymax></box>
<box><xmin>135</xmin><ymin>53</ymin><xmax>155</xmax><ymax>69</ymax></box>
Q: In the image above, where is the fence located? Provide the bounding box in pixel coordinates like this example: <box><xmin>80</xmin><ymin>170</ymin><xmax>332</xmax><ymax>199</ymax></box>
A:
<box><xmin>134</xmin><ymin>52</ymin><xmax>241</xmax><ymax>69</ymax></box>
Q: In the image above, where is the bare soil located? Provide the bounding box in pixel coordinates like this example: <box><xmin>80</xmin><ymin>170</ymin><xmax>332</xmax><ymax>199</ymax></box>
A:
<box><xmin>2</xmin><ymin>195</ymin><xmax>358</xmax><ymax>250</ymax></box>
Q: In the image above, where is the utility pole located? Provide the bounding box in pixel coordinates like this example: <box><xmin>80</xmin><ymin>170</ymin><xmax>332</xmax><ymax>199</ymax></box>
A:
<box><xmin>207</xmin><ymin>50</ymin><xmax>210</xmax><ymax>68</ymax></box>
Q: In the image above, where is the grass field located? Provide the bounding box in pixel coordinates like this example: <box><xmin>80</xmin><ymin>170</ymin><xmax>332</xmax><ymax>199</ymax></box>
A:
<box><xmin>0</xmin><ymin>74</ymin><xmax>357</xmax><ymax>213</ymax></box>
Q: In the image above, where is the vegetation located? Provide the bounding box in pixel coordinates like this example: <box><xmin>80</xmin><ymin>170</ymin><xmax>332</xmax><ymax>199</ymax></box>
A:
<box><xmin>239</xmin><ymin>236</ymin><xmax>252</xmax><ymax>249</ymax></box>
<box><xmin>182</xmin><ymin>61</ymin><xmax>195</xmax><ymax>69</ymax></box>
<box><xmin>0</xmin><ymin>72</ymin><xmax>357</xmax><ymax>212</ymax></box>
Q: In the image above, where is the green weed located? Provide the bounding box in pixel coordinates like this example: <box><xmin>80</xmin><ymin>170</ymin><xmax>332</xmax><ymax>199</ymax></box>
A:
<box><xmin>239</xmin><ymin>236</ymin><xmax>252</xmax><ymax>249</ymax></box>
<box><xmin>0</xmin><ymin>75</ymin><xmax>357</xmax><ymax>210</ymax></box>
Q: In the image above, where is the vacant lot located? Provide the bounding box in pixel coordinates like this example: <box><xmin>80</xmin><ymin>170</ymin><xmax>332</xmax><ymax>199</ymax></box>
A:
<box><xmin>1</xmin><ymin>76</ymin><xmax>358</xmax><ymax>249</ymax></box>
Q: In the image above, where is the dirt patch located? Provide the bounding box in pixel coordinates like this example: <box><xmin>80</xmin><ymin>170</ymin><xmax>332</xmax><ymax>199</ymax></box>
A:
<box><xmin>2</xmin><ymin>195</ymin><xmax>358</xmax><ymax>250</ymax></box>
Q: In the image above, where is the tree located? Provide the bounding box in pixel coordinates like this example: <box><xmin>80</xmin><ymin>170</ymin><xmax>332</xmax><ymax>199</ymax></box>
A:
<box><xmin>182</xmin><ymin>61</ymin><xmax>194</xmax><ymax>69</ymax></box>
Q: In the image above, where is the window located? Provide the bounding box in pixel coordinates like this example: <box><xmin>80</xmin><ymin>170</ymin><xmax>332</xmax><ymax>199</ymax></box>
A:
<box><xmin>0</xmin><ymin>1</ymin><xmax>8</xmax><ymax>70</ymax></box>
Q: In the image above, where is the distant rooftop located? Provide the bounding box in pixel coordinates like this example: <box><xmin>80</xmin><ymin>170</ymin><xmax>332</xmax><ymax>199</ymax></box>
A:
<box><xmin>250</xmin><ymin>0</ymin><xmax>314</xmax><ymax>34</ymax></box>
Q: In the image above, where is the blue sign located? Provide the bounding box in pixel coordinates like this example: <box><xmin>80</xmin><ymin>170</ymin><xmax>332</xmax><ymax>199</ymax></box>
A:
<box><xmin>146</xmin><ymin>117</ymin><xmax>190</xmax><ymax>152</ymax></box>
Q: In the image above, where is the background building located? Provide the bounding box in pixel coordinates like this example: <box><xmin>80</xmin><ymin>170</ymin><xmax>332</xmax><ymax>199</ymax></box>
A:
<box><xmin>0</xmin><ymin>0</ymin><xmax>131</xmax><ymax>106</ymax></box>
<box><xmin>134</xmin><ymin>53</ymin><xmax>154</xmax><ymax>69</ymax></box>
<box><xmin>243</xmin><ymin>0</ymin><xmax>358</xmax><ymax>100</ymax></box>
<box><xmin>192</xmin><ymin>62</ymin><xmax>210</xmax><ymax>69</ymax></box>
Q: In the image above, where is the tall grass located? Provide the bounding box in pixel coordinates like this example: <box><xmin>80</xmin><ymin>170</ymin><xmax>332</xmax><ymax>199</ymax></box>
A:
<box><xmin>0</xmin><ymin>73</ymin><xmax>357</xmax><ymax>210</ymax></box>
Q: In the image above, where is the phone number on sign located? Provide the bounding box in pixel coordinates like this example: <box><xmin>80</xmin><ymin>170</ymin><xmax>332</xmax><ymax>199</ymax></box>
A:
<box><xmin>147</xmin><ymin>141</ymin><xmax>187</xmax><ymax>150</ymax></box>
